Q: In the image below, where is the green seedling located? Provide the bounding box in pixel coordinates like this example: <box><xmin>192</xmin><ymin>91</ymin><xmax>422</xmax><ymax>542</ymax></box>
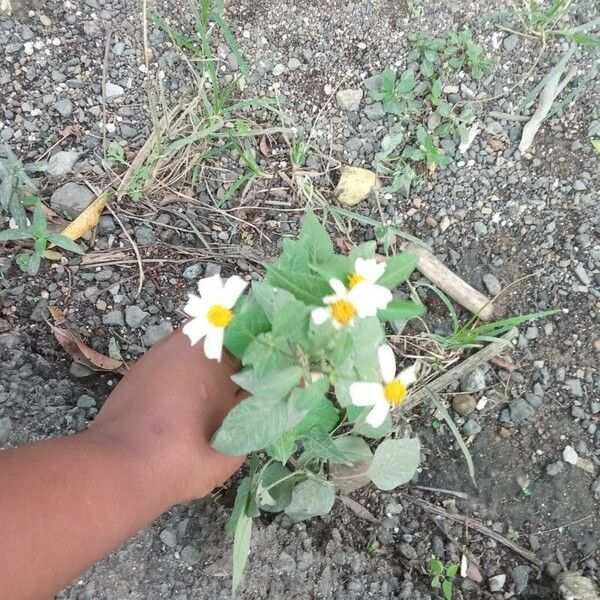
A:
<box><xmin>429</xmin><ymin>557</ymin><xmax>459</xmax><ymax>600</ymax></box>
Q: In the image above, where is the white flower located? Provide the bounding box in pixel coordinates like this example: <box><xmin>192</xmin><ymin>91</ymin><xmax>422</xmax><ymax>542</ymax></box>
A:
<box><xmin>182</xmin><ymin>274</ymin><xmax>247</xmax><ymax>361</ymax></box>
<box><xmin>347</xmin><ymin>257</ymin><xmax>385</xmax><ymax>289</ymax></box>
<box><xmin>349</xmin><ymin>344</ymin><xmax>417</xmax><ymax>427</ymax></box>
<box><xmin>311</xmin><ymin>276</ymin><xmax>392</xmax><ymax>329</ymax></box>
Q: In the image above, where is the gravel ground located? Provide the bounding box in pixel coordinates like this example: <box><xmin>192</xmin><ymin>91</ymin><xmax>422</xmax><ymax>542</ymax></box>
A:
<box><xmin>1</xmin><ymin>0</ymin><xmax>599</xmax><ymax>598</ymax></box>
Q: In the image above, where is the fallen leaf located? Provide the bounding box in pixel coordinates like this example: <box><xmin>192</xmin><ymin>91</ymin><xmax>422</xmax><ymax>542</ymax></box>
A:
<box><xmin>50</xmin><ymin>324</ymin><xmax>126</xmax><ymax>374</ymax></box>
<box><xmin>335</xmin><ymin>165</ymin><xmax>380</xmax><ymax>206</ymax></box>
<box><xmin>43</xmin><ymin>249</ymin><xmax>63</xmax><ymax>261</ymax></box>
<box><xmin>592</xmin><ymin>140</ymin><xmax>600</xmax><ymax>154</ymax></box>
<box><xmin>330</xmin><ymin>459</ymin><xmax>371</xmax><ymax>494</ymax></box>
<box><xmin>339</xmin><ymin>495</ymin><xmax>378</xmax><ymax>524</ymax></box>
<box><xmin>461</xmin><ymin>553</ymin><xmax>483</xmax><ymax>582</ymax></box>
<box><xmin>48</xmin><ymin>305</ymin><xmax>67</xmax><ymax>325</ymax></box>
<box><xmin>60</xmin><ymin>193</ymin><xmax>108</xmax><ymax>241</ymax></box>
<box><xmin>335</xmin><ymin>237</ymin><xmax>353</xmax><ymax>254</ymax></box>
<box><xmin>259</xmin><ymin>135</ymin><xmax>270</xmax><ymax>157</ymax></box>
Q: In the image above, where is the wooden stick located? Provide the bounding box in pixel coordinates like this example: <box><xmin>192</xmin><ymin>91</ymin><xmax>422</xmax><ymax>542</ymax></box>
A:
<box><xmin>402</xmin><ymin>328</ymin><xmax>517</xmax><ymax>413</ymax></box>
<box><xmin>402</xmin><ymin>242</ymin><xmax>494</xmax><ymax>321</ymax></box>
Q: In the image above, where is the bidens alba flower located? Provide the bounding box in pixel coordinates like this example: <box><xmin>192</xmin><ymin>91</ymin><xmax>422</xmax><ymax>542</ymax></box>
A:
<box><xmin>347</xmin><ymin>257</ymin><xmax>386</xmax><ymax>292</ymax></box>
<box><xmin>350</xmin><ymin>344</ymin><xmax>417</xmax><ymax>427</ymax></box>
<box><xmin>182</xmin><ymin>274</ymin><xmax>247</xmax><ymax>361</ymax></box>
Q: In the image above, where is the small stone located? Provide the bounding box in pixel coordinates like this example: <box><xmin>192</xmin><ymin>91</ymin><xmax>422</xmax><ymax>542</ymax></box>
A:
<box><xmin>591</xmin><ymin>478</ymin><xmax>600</xmax><ymax>494</ymax></box>
<box><xmin>83</xmin><ymin>21</ymin><xmax>100</xmax><ymax>37</ymax></box>
<box><xmin>125</xmin><ymin>305</ymin><xmax>149</xmax><ymax>329</ymax></box>
<box><xmin>363</xmin><ymin>72</ymin><xmax>383</xmax><ymax>91</ymax></box>
<box><xmin>509</xmin><ymin>398</ymin><xmax>534</xmax><ymax>423</ymax></box>
<box><xmin>503</xmin><ymin>34</ymin><xmax>519</xmax><ymax>51</ymax></box>
<box><xmin>103</xmin><ymin>310</ymin><xmax>125</xmax><ymax>327</ymax></box>
<box><xmin>272</xmin><ymin>63</ymin><xmax>286</xmax><ymax>76</ymax></box>
<box><xmin>77</xmin><ymin>394</ymin><xmax>96</xmax><ymax>409</ymax></box>
<box><xmin>452</xmin><ymin>393</ymin><xmax>476</xmax><ymax>416</ymax></box>
<box><xmin>40</xmin><ymin>14</ymin><xmax>52</xmax><ymax>26</ymax></box>
<box><xmin>53</xmin><ymin>98</ymin><xmax>73</xmax><ymax>117</ymax></box>
<box><xmin>105</xmin><ymin>82</ymin><xmax>125</xmax><ymax>99</ymax></box>
<box><xmin>573</xmin><ymin>179</ymin><xmax>587</xmax><ymax>191</ymax></box>
<box><xmin>546</xmin><ymin>461</ymin><xmax>564</xmax><ymax>476</ymax></box>
<box><xmin>287</xmin><ymin>57</ymin><xmax>301</xmax><ymax>70</ymax></box>
<box><xmin>463</xmin><ymin>418</ymin><xmax>482</xmax><ymax>436</ymax></box>
<box><xmin>69</xmin><ymin>362</ymin><xmax>94</xmax><ymax>378</ymax></box>
<box><xmin>0</xmin><ymin>417</ymin><xmax>12</xmax><ymax>445</ymax></box>
<box><xmin>134</xmin><ymin>225</ymin><xmax>155</xmax><ymax>246</ymax></box>
<box><xmin>159</xmin><ymin>528</ymin><xmax>177</xmax><ymax>548</ymax></box>
<box><xmin>364</xmin><ymin>102</ymin><xmax>385</xmax><ymax>120</ymax></box>
<box><xmin>112</xmin><ymin>41</ymin><xmax>125</xmax><ymax>56</ymax></box>
<box><xmin>460</xmin><ymin>368</ymin><xmax>486</xmax><ymax>393</ymax></box>
<box><xmin>142</xmin><ymin>321</ymin><xmax>173</xmax><ymax>347</ymax></box>
<box><xmin>180</xmin><ymin>545</ymin><xmax>202</xmax><ymax>566</ymax></box>
<box><xmin>546</xmin><ymin>562</ymin><xmax>561</xmax><ymax>579</ymax></box>
<box><xmin>183</xmin><ymin>263</ymin><xmax>203</xmax><ymax>280</ymax></box>
<box><xmin>482</xmin><ymin>274</ymin><xmax>502</xmax><ymax>295</ymax></box>
<box><xmin>50</xmin><ymin>183</ymin><xmax>94</xmax><ymax>219</ymax></box>
<box><xmin>566</xmin><ymin>379</ymin><xmax>583</xmax><ymax>397</ymax></box>
<box><xmin>204</xmin><ymin>263</ymin><xmax>221</xmax><ymax>278</ymax></box>
<box><xmin>562</xmin><ymin>445</ymin><xmax>578</xmax><ymax>465</ymax></box>
<box><xmin>571</xmin><ymin>405</ymin><xmax>585</xmax><ymax>419</ymax></box>
<box><xmin>30</xmin><ymin>299</ymin><xmax>49</xmax><ymax>322</ymax></box>
<box><xmin>511</xmin><ymin>565</ymin><xmax>530</xmax><ymax>594</ymax></box>
<box><xmin>45</xmin><ymin>151</ymin><xmax>80</xmax><ymax>177</ymax></box>
<box><xmin>398</xmin><ymin>543</ymin><xmax>417</xmax><ymax>560</ymax></box>
<box><xmin>574</xmin><ymin>265</ymin><xmax>591</xmax><ymax>286</ymax></box>
<box><xmin>489</xmin><ymin>574</ymin><xmax>506</xmax><ymax>592</ymax></box>
<box><xmin>498</xmin><ymin>427</ymin><xmax>512</xmax><ymax>438</ymax></box>
<box><xmin>336</xmin><ymin>88</ymin><xmax>363</xmax><ymax>112</ymax></box>
<box><xmin>473</xmin><ymin>222</ymin><xmax>488</xmax><ymax>235</ymax></box>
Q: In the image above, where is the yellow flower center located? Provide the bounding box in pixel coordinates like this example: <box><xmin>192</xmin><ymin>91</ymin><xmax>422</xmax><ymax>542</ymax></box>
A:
<box><xmin>330</xmin><ymin>299</ymin><xmax>357</xmax><ymax>326</ymax></box>
<box><xmin>348</xmin><ymin>273</ymin><xmax>365</xmax><ymax>289</ymax></box>
<box><xmin>384</xmin><ymin>380</ymin><xmax>407</xmax><ymax>406</ymax></box>
<box><xmin>207</xmin><ymin>304</ymin><xmax>233</xmax><ymax>328</ymax></box>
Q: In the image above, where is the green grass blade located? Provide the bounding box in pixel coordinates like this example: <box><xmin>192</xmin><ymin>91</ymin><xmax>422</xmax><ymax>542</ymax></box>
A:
<box><xmin>417</xmin><ymin>282</ymin><xmax>460</xmax><ymax>332</ymax></box>
<box><xmin>213</xmin><ymin>12</ymin><xmax>249</xmax><ymax>76</ymax></box>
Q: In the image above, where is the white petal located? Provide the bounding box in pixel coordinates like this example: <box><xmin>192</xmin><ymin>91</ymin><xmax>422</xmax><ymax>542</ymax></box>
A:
<box><xmin>348</xmin><ymin>283</ymin><xmax>392</xmax><ymax>317</ymax></box>
<box><xmin>311</xmin><ymin>307</ymin><xmax>330</xmax><ymax>325</ymax></box>
<box><xmin>365</xmin><ymin>401</ymin><xmax>390</xmax><ymax>428</ymax></box>
<box><xmin>221</xmin><ymin>275</ymin><xmax>248</xmax><ymax>308</ymax></box>
<box><xmin>203</xmin><ymin>326</ymin><xmax>224</xmax><ymax>361</ymax></box>
<box><xmin>197</xmin><ymin>274</ymin><xmax>224</xmax><ymax>304</ymax></box>
<box><xmin>328</xmin><ymin>278</ymin><xmax>348</xmax><ymax>297</ymax></box>
<box><xmin>350</xmin><ymin>382</ymin><xmax>386</xmax><ymax>407</ymax></box>
<box><xmin>182</xmin><ymin>316</ymin><xmax>209</xmax><ymax>346</ymax></box>
<box><xmin>183</xmin><ymin>293</ymin><xmax>207</xmax><ymax>319</ymax></box>
<box><xmin>397</xmin><ymin>364</ymin><xmax>418</xmax><ymax>387</ymax></box>
<box><xmin>378</xmin><ymin>345</ymin><xmax>397</xmax><ymax>383</ymax></box>
<box><xmin>370</xmin><ymin>284</ymin><xmax>393</xmax><ymax>310</ymax></box>
<box><xmin>322</xmin><ymin>294</ymin><xmax>338</xmax><ymax>305</ymax></box>
<box><xmin>355</xmin><ymin>257</ymin><xmax>386</xmax><ymax>283</ymax></box>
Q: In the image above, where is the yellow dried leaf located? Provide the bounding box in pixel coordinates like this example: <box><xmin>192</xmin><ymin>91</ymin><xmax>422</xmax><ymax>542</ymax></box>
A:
<box><xmin>43</xmin><ymin>249</ymin><xmax>63</xmax><ymax>260</ymax></box>
<box><xmin>60</xmin><ymin>193</ymin><xmax>108</xmax><ymax>241</ymax></box>
<box><xmin>335</xmin><ymin>165</ymin><xmax>380</xmax><ymax>206</ymax></box>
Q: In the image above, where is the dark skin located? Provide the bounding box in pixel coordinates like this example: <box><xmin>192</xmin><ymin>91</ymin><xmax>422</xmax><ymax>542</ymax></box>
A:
<box><xmin>0</xmin><ymin>329</ymin><xmax>245</xmax><ymax>600</ymax></box>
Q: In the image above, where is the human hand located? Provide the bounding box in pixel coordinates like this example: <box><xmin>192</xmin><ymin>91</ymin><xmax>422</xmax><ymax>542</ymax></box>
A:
<box><xmin>90</xmin><ymin>328</ymin><xmax>245</xmax><ymax>506</ymax></box>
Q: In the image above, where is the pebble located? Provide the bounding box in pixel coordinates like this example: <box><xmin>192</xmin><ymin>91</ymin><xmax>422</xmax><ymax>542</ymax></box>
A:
<box><xmin>546</xmin><ymin>562</ymin><xmax>562</xmax><ymax>578</ymax></box>
<box><xmin>566</xmin><ymin>379</ymin><xmax>583</xmax><ymax>397</ymax></box>
<box><xmin>574</xmin><ymin>265</ymin><xmax>591</xmax><ymax>286</ymax></box>
<box><xmin>473</xmin><ymin>222</ymin><xmax>487</xmax><ymax>235</ymax></box>
<box><xmin>112</xmin><ymin>41</ymin><xmax>126</xmax><ymax>56</ymax></box>
<box><xmin>45</xmin><ymin>151</ymin><xmax>80</xmax><ymax>177</ymax></box>
<box><xmin>180</xmin><ymin>545</ymin><xmax>202</xmax><ymax>566</ymax></box>
<box><xmin>134</xmin><ymin>225</ymin><xmax>155</xmax><ymax>246</ymax></box>
<box><xmin>103</xmin><ymin>310</ymin><xmax>125</xmax><ymax>327</ymax></box>
<box><xmin>546</xmin><ymin>461</ymin><xmax>564</xmax><ymax>476</ymax></box>
<box><xmin>39</xmin><ymin>14</ymin><xmax>52</xmax><ymax>26</ymax></box>
<box><xmin>159</xmin><ymin>528</ymin><xmax>178</xmax><ymax>549</ymax></box>
<box><xmin>463</xmin><ymin>418</ymin><xmax>481</xmax><ymax>436</ymax></box>
<box><xmin>272</xmin><ymin>63</ymin><xmax>286</xmax><ymax>76</ymax></box>
<box><xmin>364</xmin><ymin>102</ymin><xmax>385</xmax><ymax>120</ymax></box>
<box><xmin>53</xmin><ymin>98</ymin><xmax>73</xmax><ymax>117</ymax></box>
<box><xmin>50</xmin><ymin>183</ymin><xmax>94</xmax><ymax>219</ymax></box>
<box><xmin>452</xmin><ymin>393</ymin><xmax>476</xmax><ymax>416</ymax></box>
<box><xmin>105</xmin><ymin>82</ymin><xmax>125</xmax><ymax>99</ymax></box>
<box><xmin>125</xmin><ymin>305</ymin><xmax>149</xmax><ymax>329</ymax></box>
<box><xmin>336</xmin><ymin>89</ymin><xmax>363</xmax><ymax>111</ymax></box>
<box><xmin>183</xmin><ymin>263</ymin><xmax>203</xmax><ymax>280</ymax></box>
<box><xmin>398</xmin><ymin>543</ymin><xmax>417</xmax><ymax>560</ymax></box>
<box><xmin>509</xmin><ymin>399</ymin><xmax>534</xmax><ymax>423</ymax></box>
<box><xmin>287</xmin><ymin>57</ymin><xmax>301</xmax><ymax>70</ymax></box>
<box><xmin>69</xmin><ymin>362</ymin><xmax>94</xmax><ymax>378</ymax></box>
<box><xmin>460</xmin><ymin>368</ymin><xmax>485</xmax><ymax>393</ymax></box>
<box><xmin>489</xmin><ymin>574</ymin><xmax>506</xmax><ymax>592</ymax></box>
<box><xmin>0</xmin><ymin>416</ymin><xmax>12</xmax><ymax>445</ymax></box>
<box><xmin>511</xmin><ymin>565</ymin><xmax>530</xmax><ymax>594</ymax></box>
<box><xmin>562</xmin><ymin>445</ymin><xmax>578</xmax><ymax>465</ymax></box>
<box><xmin>77</xmin><ymin>394</ymin><xmax>96</xmax><ymax>409</ymax></box>
<box><xmin>142</xmin><ymin>322</ymin><xmax>173</xmax><ymax>347</ymax></box>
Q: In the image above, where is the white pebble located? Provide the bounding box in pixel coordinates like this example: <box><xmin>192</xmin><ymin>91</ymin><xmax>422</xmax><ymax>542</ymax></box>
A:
<box><xmin>563</xmin><ymin>445</ymin><xmax>578</xmax><ymax>465</ymax></box>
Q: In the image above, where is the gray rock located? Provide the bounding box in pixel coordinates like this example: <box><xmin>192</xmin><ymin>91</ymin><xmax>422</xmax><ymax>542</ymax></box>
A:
<box><xmin>398</xmin><ymin>542</ymin><xmax>417</xmax><ymax>560</ymax></box>
<box><xmin>69</xmin><ymin>362</ymin><xmax>94</xmax><ymax>378</ymax></box>
<box><xmin>142</xmin><ymin>321</ymin><xmax>173</xmax><ymax>347</ymax></box>
<box><xmin>503</xmin><ymin>34</ymin><xmax>519</xmax><ymax>51</ymax></box>
<box><xmin>77</xmin><ymin>394</ymin><xmax>96</xmax><ymax>408</ymax></box>
<box><xmin>525</xmin><ymin>391</ymin><xmax>544</xmax><ymax>407</ymax></box>
<box><xmin>105</xmin><ymin>82</ymin><xmax>125</xmax><ymax>99</ymax></box>
<box><xmin>571</xmin><ymin>405</ymin><xmax>585</xmax><ymax>419</ymax></box>
<box><xmin>287</xmin><ymin>57</ymin><xmax>302</xmax><ymax>70</ymax></box>
<box><xmin>159</xmin><ymin>528</ymin><xmax>177</xmax><ymax>548</ymax></box>
<box><xmin>83</xmin><ymin>21</ymin><xmax>100</xmax><ymax>37</ymax></box>
<box><xmin>98</xmin><ymin>216</ymin><xmax>116</xmax><ymax>234</ymax></box>
<box><xmin>546</xmin><ymin>562</ymin><xmax>562</xmax><ymax>579</ymax></box>
<box><xmin>463</xmin><ymin>418</ymin><xmax>481</xmax><ymax>436</ymax></box>
<box><xmin>566</xmin><ymin>378</ymin><xmax>583</xmax><ymax>397</ymax></box>
<box><xmin>489</xmin><ymin>574</ymin><xmax>506</xmax><ymax>592</ymax></box>
<box><xmin>53</xmin><ymin>98</ymin><xmax>73</xmax><ymax>117</ymax></box>
<box><xmin>591</xmin><ymin>478</ymin><xmax>600</xmax><ymax>494</ymax></box>
<box><xmin>204</xmin><ymin>262</ymin><xmax>221</xmax><ymax>278</ymax></box>
<box><xmin>134</xmin><ymin>225</ymin><xmax>155</xmax><ymax>246</ymax></box>
<box><xmin>460</xmin><ymin>368</ymin><xmax>485</xmax><ymax>393</ymax></box>
<box><xmin>509</xmin><ymin>399</ymin><xmax>534</xmax><ymax>423</ymax></box>
<box><xmin>0</xmin><ymin>416</ymin><xmax>12</xmax><ymax>445</ymax></box>
<box><xmin>50</xmin><ymin>183</ymin><xmax>94</xmax><ymax>219</ymax></box>
<box><xmin>557</xmin><ymin>572</ymin><xmax>600</xmax><ymax>600</ymax></box>
<box><xmin>574</xmin><ymin>264</ymin><xmax>591</xmax><ymax>286</ymax></box>
<box><xmin>272</xmin><ymin>63</ymin><xmax>286</xmax><ymax>76</ymax></box>
<box><xmin>125</xmin><ymin>305</ymin><xmax>149</xmax><ymax>328</ymax></box>
<box><xmin>452</xmin><ymin>394</ymin><xmax>476</xmax><ymax>415</ymax></box>
<box><xmin>180</xmin><ymin>545</ymin><xmax>202</xmax><ymax>566</ymax></box>
<box><xmin>336</xmin><ymin>89</ymin><xmax>363</xmax><ymax>111</ymax></box>
<box><xmin>30</xmin><ymin>299</ymin><xmax>49</xmax><ymax>322</ymax></box>
<box><xmin>364</xmin><ymin>102</ymin><xmax>385</xmax><ymax>120</ymax></box>
<box><xmin>563</xmin><ymin>445</ymin><xmax>578</xmax><ymax>465</ymax></box>
<box><xmin>573</xmin><ymin>179</ymin><xmax>587</xmax><ymax>191</ymax></box>
<box><xmin>512</xmin><ymin>565</ymin><xmax>530</xmax><ymax>594</ymax></box>
<box><xmin>103</xmin><ymin>310</ymin><xmax>125</xmax><ymax>327</ymax></box>
<box><xmin>363</xmin><ymin>72</ymin><xmax>383</xmax><ymax>91</ymax></box>
<box><xmin>45</xmin><ymin>151</ymin><xmax>80</xmax><ymax>177</ymax></box>
<box><xmin>473</xmin><ymin>221</ymin><xmax>488</xmax><ymax>235</ymax></box>
<box><xmin>183</xmin><ymin>263</ymin><xmax>203</xmax><ymax>280</ymax></box>
<box><xmin>482</xmin><ymin>273</ymin><xmax>501</xmax><ymax>295</ymax></box>
<box><xmin>112</xmin><ymin>41</ymin><xmax>126</xmax><ymax>56</ymax></box>
<box><xmin>546</xmin><ymin>461</ymin><xmax>564</xmax><ymax>476</ymax></box>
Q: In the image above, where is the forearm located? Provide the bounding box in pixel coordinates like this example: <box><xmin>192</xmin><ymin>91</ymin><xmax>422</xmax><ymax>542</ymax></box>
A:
<box><xmin>0</xmin><ymin>430</ymin><xmax>175</xmax><ymax>600</ymax></box>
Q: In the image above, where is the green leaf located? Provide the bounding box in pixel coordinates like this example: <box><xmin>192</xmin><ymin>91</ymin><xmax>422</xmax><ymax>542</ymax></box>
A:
<box><xmin>351</xmin><ymin>408</ymin><xmax>392</xmax><ymax>439</ymax></box>
<box><xmin>223</xmin><ymin>295</ymin><xmax>270</xmax><ymax>360</ymax></box>
<box><xmin>349</xmin><ymin>317</ymin><xmax>385</xmax><ymax>380</ymax></box>
<box><xmin>30</xmin><ymin>201</ymin><xmax>47</xmax><ymax>235</ymax></box>
<box><xmin>378</xmin><ymin>299</ymin><xmax>425</xmax><ymax>322</ymax></box>
<box><xmin>377</xmin><ymin>253</ymin><xmax>418</xmax><ymax>288</ymax></box>
<box><xmin>431</xmin><ymin>576</ymin><xmax>441</xmax><ymax>588</ymax></box>
<box><xmin>367</xmin><ymin>438</ymin><xmax>421</xmax><ymax>490</ymax></box>
<box><xmin>302</xmin><ymin>426</ymin><xmax>350</xmax><ymax>464</ymax></box>
<box><xmin>16</xmin><ymin>252</ymin><xmax>30</xmax><ymax>273</ymax></box>
<box><xmin>278</xmin><ymin>237</ymin><xmax>310</xmax><ymax>272</ymax></box>
<box><xmin>0</xmin><ymin>228</ymin><xmax>34</xmax><ymax>241</ymax></box>
<box><xmin>332</xmin><ymin>435</ymin><xmax>373</xmax><ymax>465</ymax></box>
<box><xmin>232</xmin><ymin>509</ymin><xmax>252</xmax><ymax>592</ymax></box>
<box><xmin>284</xmin><ymin>478</ymin><xmax>335</xmax><ymax>522</ymax></box>
<box><xmin>27</xmin><ymin>251</ymin><xmax>41</xmax><ymax>275</ymax></box>
<box><xmin>232</xmin><ymin>366</ymin><xmax>303</xmax><ymax>399</ymax></box>
<box><xmin>349</xmin><ymin>241</ymin><xmax>376</xmax><ymax>261</ymax></box>
<box><xmin>266</xmin><ymin>266</ymin><xmax>331</xmax><ymax>306</ymax></box>
<box><xmin>256</xmin><ymin>462</ymin><xmax>294</xmax><ymax>512</ymax></box>
<box><xmin>329</xmin><ymin>330</ymin><xmax>353</xmax><ymax>367</ymax></box>
<box><xmin>266</xmin><ymin>431</ymin><xmax>297</xmax><ymax>463</ymax></box>
<box><xmin>242</xmin><ymin>333</ymin><xmax>294</xmax><ymax>376</ymax></box>
<box><xmin>47</xmin><ymin>233</ymin><xmax>84</xmax><ymax>255</ymax></box>
<box><xmin>289</xmin><ymin>377</ymin><xmax>330</xmax><ymax>412</ymax></box>
<box><xmin>294</xmin><ymin>395</ymin><xmax>340</xmax><ymax>437</ymax></box>
<box><xmin>430</xmin><ymin>558</ymin><xmax>443</xmax><ymax>575</ymax></box>
<box><xmin>442</xmin><ymin>579</ymin><xmax>453</xmax><ymax>600</ymax></box>
<box><xmin>226</xmin><ymin>476</ymin><xmax>252</xmax><ymax>534</ymax></box>
<box><xmin>300</xmin><ymin>209</ymin><xmax>333</xmax><ymax>264</ymax></box>
<box><xmin>310</xmin><ymin>254</ymin><xmax>352</xmax><ymax>282</ymax></box>
<box><xmin>592</xmin><ymin>139</ymin><xmax>600</xmax><ymax>154</ymax></box>
<box><xmin>446</xmin><ymin>563</ymin><xmax>459</xmax><ymax>578</ymax></box>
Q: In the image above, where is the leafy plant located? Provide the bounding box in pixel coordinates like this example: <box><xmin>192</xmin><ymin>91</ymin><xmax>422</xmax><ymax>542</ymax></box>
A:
<box><xmin>429</xmin><ymin>557</ymin><xmax>459</xmax><ymax>600</ymax></box>
<box><xmin>0</xmin><ymin>145</ymin><xmax>36</xmax><ymax>227</ymax></box>
<box><xmin>0</xmin><ymin>199</ymin><xmax>83</xmax><ymax>275</ymax></box>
